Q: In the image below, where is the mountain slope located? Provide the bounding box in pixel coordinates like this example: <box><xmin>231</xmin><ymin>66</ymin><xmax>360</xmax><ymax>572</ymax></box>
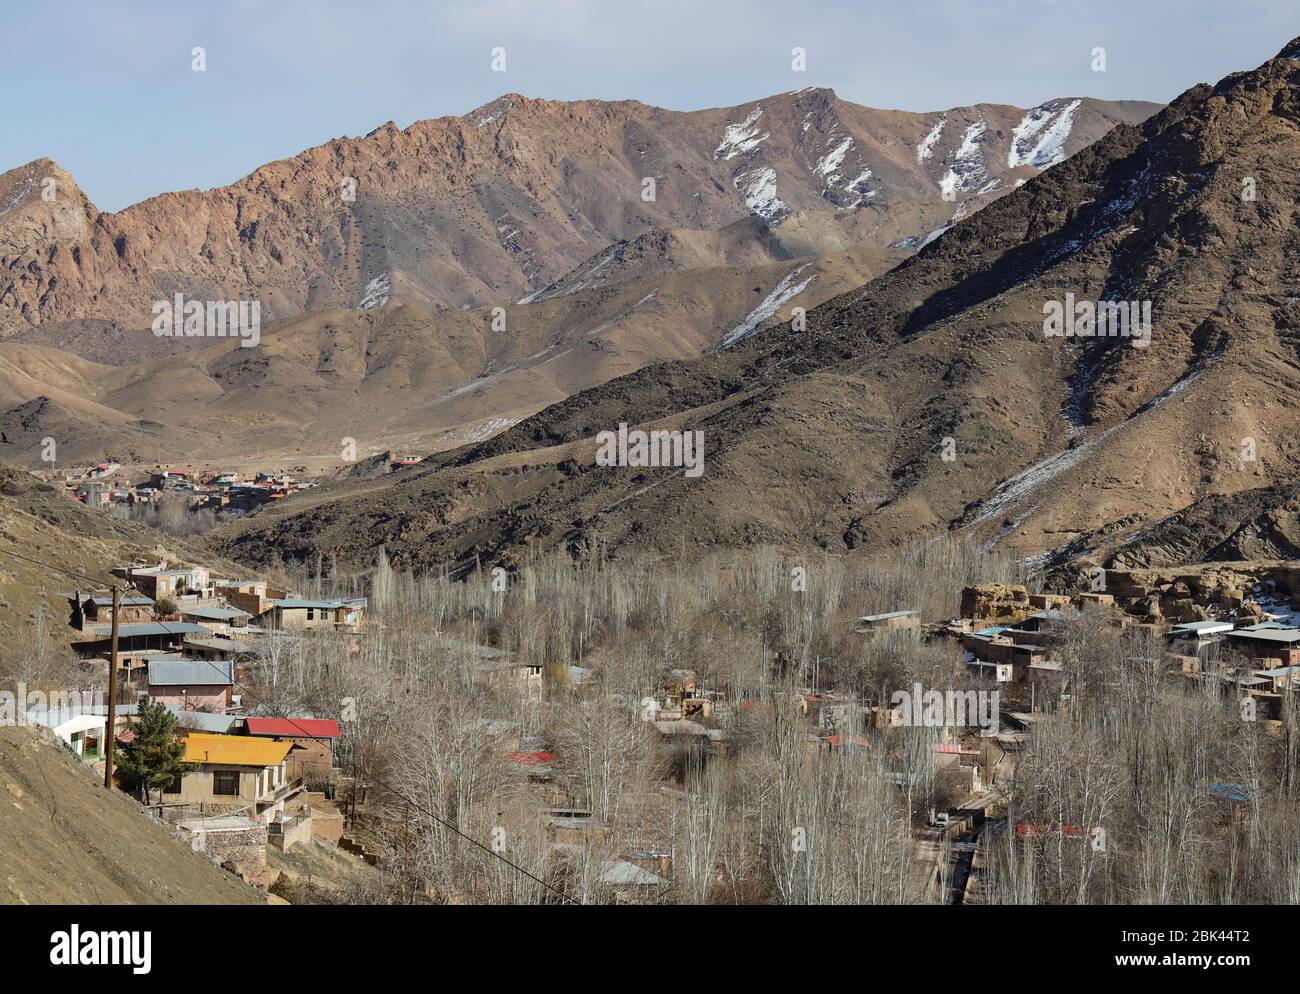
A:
<box><xmin>0</xmin><ymin>243</ymin><xmax>899</xmax><ymax>466</ymax></box>
<box><xmin>0</xmin><ymin>91</ymin><xmax>1156</xmax><ymax>337</ymax></box>
<box><xmin>210</xmin><ymin>39</ymin><xmax>1300</xmax><ymax>577</ymax></box>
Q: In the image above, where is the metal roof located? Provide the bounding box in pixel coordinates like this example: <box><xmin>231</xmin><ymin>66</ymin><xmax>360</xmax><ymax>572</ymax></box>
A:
<box><xmin>148</xmin><ymin>658</ymin><xmax>234</xmax><ymax>686</ymax></box>
<box><xmin>179</xmin><ymin>605</ymin><xmax>252</xmax><ymax>620</ymax></box>
<box><xmin>1227</xmin><ymin>628</ymin><xmax>1300</xmax><ymax>645</ymax></box>
<box><xmin>183</xmin><ymin>733</ymin><xmax>292</xmax><ymax>767</ymax></box>
<box><xmin>116</xmin><ymin>703</ymin><xmax>238</xmax><ymax>733</ymax></box>
<box><xmin>246</xmin><ymin>717</ymin><xmax>340</xmax><ymax>739</ymax></box>
<box><xmin>859</xmin><ymin>609</ymin><xmax>919</xmax><ymax>622</ymax></box>
<box><xmin>103</xmin><ymin>622</ymin><xmax>208</xmax><ymax>639</ymax></box>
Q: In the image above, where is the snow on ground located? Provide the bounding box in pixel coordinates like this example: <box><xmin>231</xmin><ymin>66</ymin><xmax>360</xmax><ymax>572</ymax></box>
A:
<box><xmin>734</xmin><ymin>167</ymin><xmax>788</xmax><ymax>224</ymax></box>
<box><xmin>1007</xmin><ymin>99</ymin><xmax>1082</xmax><ymax>169</ymax></box>
<box><xmin>720</xmin><ymin>264</ymin><xmax>816</xmax><ymax>348</ymax></box>
<box><xmin>939</xmin><ymin>119</ymin><xmax>988</xmax><ymax>198</ymax></box>
<box><xmin>359</xmin><ymin>274</ymin><xmax>391</xmax><ymax>309</ymax></box>
<box><xmin>814</xmin><ymin>137</ymin><xmax>854</xmax><ymax>186</ymax></box>
<box><xmin>715</xmin><ymin>107</ymin><xmax>769</xmax><ymax>160</ymax></box>
<box><xmin>916</xmin><ymin>117</ymin><xmax>946</xmax><ymax>163</ymax></box>
<box><xmin>0</xmin><ymin>164</ymin><xmax>40</xmax><ymax>217</ymax></box>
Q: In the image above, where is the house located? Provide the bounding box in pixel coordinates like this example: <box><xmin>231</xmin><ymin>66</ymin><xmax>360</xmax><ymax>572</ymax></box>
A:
<box><xmin>264</xmin><ymin>597</ymin><xmax>366</xmax><ymax>631</ymax></box>
<box><xmin>119</xmin><ymin>564</ymin><xmax>214</xmax><ymax>601</ymax></box>
<box><xmin>148</xmin><ymin>469</ymin><xmax>190</xmax><ymax>489</ymax></box>
<box><xmin>1225</xmin><ymin>626</ymin><xmax>1300</xmax><ymax>665</ymax></box>
<box><xmin>113</xmin><ymin>702</ymin><xmax>240</xmax><ymax>737</ymax></box>
<box><xmin>146</xmin><ymin>658</ymin><xmax>235</xmax><ymax>712</ymax></box>
<box><xmin>183</xmin><ymin>636</ymin><xmax>257</xmax><ymax>662</ymax></box>
<box><xmin>1168</xmin><ymin>619</ymin><xmax>1233</xmax><ymax>667</ymax></box>
<box><xmin>178</xmin><ymin>604</ymin><xmax>253</xmax><ymax>632</ymax></box>
<box><xmin>244</xmin><ymin>717</ymin><xmax>341</xmax><ymax>785</ymax></box>
<box><xmin>76</xmin><ymin>621</ymin><xmax>209</xmax><ymax>657</ymax></box>
<box><xmin>168</xmin><ymin>733</ymin><xmax>301</xmax><ymax>823</ymax></box>
<box><xmin>25</xmin><ymin>707</ymin><xmax>108</xmax><ymax>761</ymax></box>
<box><xmin>856</xmin><ymin>609</ymin><xmax>921</xmax><ymax>639</ymax></box>
<box><xmin>70</xmin><ymin>591</ymin><xmax>154</xmax><ymax>629</ymax></box>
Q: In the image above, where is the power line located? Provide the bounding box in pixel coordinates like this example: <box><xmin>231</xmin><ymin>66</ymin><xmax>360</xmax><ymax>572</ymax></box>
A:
<box><xmin>3</xmin><ymin>542</ymin><xmax>577</xmax><ymax>904</ymax></box>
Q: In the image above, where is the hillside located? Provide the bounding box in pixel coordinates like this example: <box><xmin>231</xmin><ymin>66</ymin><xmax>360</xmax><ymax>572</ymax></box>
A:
<box><xmin>0</xmin><ymin>725</ymin><xmax>263</xmax><ymax>904</ymax></box>
<box><xmin>0</xmin><ymin>91</ymin><xmax>1155</xmax><ymax>338</ymax></box>
<box><xmin>0</xmin><ymin>466</ymin><xmax>242</xmax><ymax>664</ymax></box>
<box><xmin>211</xmin><ymin>39</ymin><xmax>1300</xmax><ymax>578</ymax></box>
<box><xmin>0</xmin><ymin>245</ymin><xmax>898</xmax><ymax>466</ymax></box>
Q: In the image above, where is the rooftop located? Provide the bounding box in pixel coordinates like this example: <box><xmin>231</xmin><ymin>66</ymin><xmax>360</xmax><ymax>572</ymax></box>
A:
<box><xmin>245</xmin><ymin>717</ymin><xmax>341</xmax><ymax>739</ymax></box>
<box><xmin>183</xmin><ymin>733</ymin><xmax>292</xmax><ymax>767</ymax></box>
<box><xmin>148</xmin><ymin>658</ymin><xmax>234</xmax><ymax>686</ymax></box>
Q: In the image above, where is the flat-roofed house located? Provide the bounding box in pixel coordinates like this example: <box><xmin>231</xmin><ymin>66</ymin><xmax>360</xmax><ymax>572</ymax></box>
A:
<box><xmin>178</xmin><ymin>604</ymin><xmax>253</xmax><ymax>633</ymax></box>
<box><xmin>264</xmin><ymin>597</ymin><xmax>366</xmax><ymax>631</ymax></box>
<box><xmin>76</xmin><ymin>621</ymin><xmax>209</xmax><ymax>657</ymax></box>
<box><xmin>25</xmin><ymin>707</ymin><xmax>108</xmax><ymax>762</ymax></box>
<box><xmin>167</xmin><ymin>733</ymin><xmax>301</xmax><ymax>823</ymax></box>
<box><xmin>856</xmin><ymin>609</ymin><xmax>921</xmax><ymax>639</ymax></box>
<box><xmin>71</xmin><ymin>592</ymin><xmax>154</xmax><ymax>629</ymax></box>
<box><xmin>146</xmin><ymin>658</ymin><xmax>235</xmax><ymax>712</ymax></box>
<box><xmin>120</xmin><ymin>564</ymin><xmax>214</xmax><ymax>601</ymax></box>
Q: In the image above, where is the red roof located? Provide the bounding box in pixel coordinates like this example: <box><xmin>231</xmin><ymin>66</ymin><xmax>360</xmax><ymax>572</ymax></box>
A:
<box><xmin>507</xmin><ymin>751</ymin><xmax>555</xmax><ymax>766</ymax></box>
<box><xmin>245</xmin><ymin>717</ymin><xmax>341</xmax><ymax>739</ymax></box>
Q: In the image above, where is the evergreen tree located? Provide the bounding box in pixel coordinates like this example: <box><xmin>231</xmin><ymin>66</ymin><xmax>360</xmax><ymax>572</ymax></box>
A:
<box><xmin>115</xmin><ymin>697</ymin><xmax>196</xmax><ymax>804</ymax></box>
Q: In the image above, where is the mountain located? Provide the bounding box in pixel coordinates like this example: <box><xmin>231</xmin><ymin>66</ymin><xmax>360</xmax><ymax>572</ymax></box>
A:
<box><xmin>0</xmin><ymin>90</ymin><xmax>1155</xmax><ymax>337</ymax></box>
<box><xmin>0</xmin><ymin>243</ymin><xmax>899</xmax><ymax>466</ymax></box>
<box><xmin>209</xmin><ymin>39</ymin><xmax>1300</xmax><ymax>578</ymax></box>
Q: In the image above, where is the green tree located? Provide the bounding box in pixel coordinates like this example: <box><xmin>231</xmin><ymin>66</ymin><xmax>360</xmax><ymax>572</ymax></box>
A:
<box><xmin>116</xmin><ymin>697</ymin><xmax>196</xmax><ymax>804</ymax></box>
<box><xmin>152</xmin><ymin>597</ymin><xmax>178</xmax><ymax>618</ymax></box>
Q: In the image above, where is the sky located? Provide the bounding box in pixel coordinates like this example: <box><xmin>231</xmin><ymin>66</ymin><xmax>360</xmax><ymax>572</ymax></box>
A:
<box><xmin>3</xmin><ymin>0</ymin><xmax>1296</xmax><ymax>212</ymax></box>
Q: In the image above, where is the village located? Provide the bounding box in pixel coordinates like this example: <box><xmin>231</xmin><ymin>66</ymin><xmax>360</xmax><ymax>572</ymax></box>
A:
<box><xmin>12</xmin><ymin>542</ymin><xmax>1300</xmax><ymax>905</ymax></box>
<box><xmin>45</xmin><ymin>454</ymin><xmax>425</xmax><ymax>520</ymax></box>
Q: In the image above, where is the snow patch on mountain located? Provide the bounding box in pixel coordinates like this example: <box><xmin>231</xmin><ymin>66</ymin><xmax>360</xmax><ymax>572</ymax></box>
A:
<box><xmin>720</xmin><ymin>264</ymin><xmax>816</xmax><ymax>348</ymax></box>
<box><xmin>939</xmin><ymin>120</ymin><xmax>988</xmax><ymax>198</ymax></box>
<box><xmin>715</xmin><ymin>107</ymin><xmax>769</xmax><ymax>160</ymax></box>
<box><xmin>814</xmin><ymin>137</ymin><xmax>854</xmax><ymax>185</ymax></box>
<box><xmin>916</xmin><ymin>117</ymin><xmax>946</xmax><ymax>163</ymax></box>
<box><xmin>1008</xmin><ymin>99</ymin><xmax>1082</xmax><ymax>169</ymax></box>
<box><xmin>735</xmin><ymin>167</ymin><xmax>788</xmax><ymax>224</ymax></box>
<box><xmin>359</xmin><ymin>274</ymin><xmax>391</xmax><ymax>309</ymax></box>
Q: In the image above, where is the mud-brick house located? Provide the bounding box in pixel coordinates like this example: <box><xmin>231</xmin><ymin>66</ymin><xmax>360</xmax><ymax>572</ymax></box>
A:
<box><xmin>244</xmin><ymin>717</ymin><xmax>341</xmax><ymax>786</ymax></box>
<box><xmin>146</xmin><ymin>658</ymin><xmax>235</xmax><ymax>712</ymax></box>
<box><xmin>168</xmin><ymin>733</ymin><xmax>301</xmax><ymax>824</ymax></box>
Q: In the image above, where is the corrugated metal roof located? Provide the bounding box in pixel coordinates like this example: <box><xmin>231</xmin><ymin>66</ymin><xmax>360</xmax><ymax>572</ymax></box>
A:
<box><xmin>108</xmin><ymin>622</ymin><xmax>208</xmax><ymax>638</ymax></box>
<box><xmin>183</xmin><ymin>733</ymin><xmax>291</xmax><ymax>767</ymax></box>
<box><xmin>246</xmin><ymin>717</ymin><xmax>340</xmax><ymax>739</ymax></box>
<box><xmin>148</xmin><ymin>658</ymin><xmax>234</xmax><ymax>686</ymax></box>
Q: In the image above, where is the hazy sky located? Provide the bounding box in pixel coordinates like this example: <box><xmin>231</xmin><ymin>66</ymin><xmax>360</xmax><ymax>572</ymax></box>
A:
<box><xmin>4</xmin><ymin>0</ymin><xmax>1295</xmax><ymax>211</ymax></box>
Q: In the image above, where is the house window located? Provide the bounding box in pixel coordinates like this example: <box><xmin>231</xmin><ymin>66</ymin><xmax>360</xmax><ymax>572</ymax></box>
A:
<box><xmin>164</xmin><ymin>775</ymin><xmax>182</xmax><ymax>795</ymax></box>
<box><xmin>213</xmin><ymin>770</ymin><xmax>240</xmax><ymax>795</ymax></box>
<box><xmin>306</xmin><ymin>608</ymin><xmax>315</xmax><ymax>620</ymax></box>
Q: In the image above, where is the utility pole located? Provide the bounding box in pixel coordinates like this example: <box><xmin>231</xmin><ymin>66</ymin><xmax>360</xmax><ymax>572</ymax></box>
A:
<box><xmin>104</xmin><ymin>585</ymin><xmax>121</xmax><ymax>790</ymax></box>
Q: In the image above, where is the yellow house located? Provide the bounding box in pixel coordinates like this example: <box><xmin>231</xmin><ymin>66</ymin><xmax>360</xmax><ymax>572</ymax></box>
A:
<box><xmin>167</xmin><ymin>733</ymin><xmax>302</xmax><ymax>823</ymax></box>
